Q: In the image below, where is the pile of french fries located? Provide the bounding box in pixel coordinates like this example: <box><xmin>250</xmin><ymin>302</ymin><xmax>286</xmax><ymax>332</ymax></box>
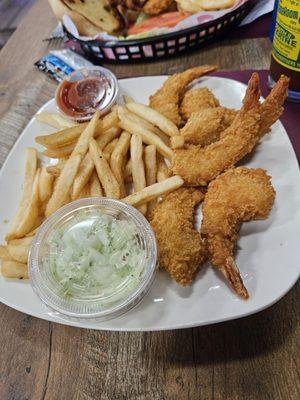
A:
<box><xmin>0</xmin><ymin>97</ymin><xmax>185</xmax><ymax>279</ymax></box>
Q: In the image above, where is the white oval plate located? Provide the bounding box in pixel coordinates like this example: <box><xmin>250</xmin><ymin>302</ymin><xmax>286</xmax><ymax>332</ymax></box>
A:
<box><xmin>0</xmin><ymin>76</ymin><xmax>299</xmax><ymax>331</ymax></box>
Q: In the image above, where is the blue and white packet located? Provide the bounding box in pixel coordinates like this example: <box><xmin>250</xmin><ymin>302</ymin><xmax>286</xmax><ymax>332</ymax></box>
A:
<box><xmin>35</xmin><ymin>49</ymin><xmax>93</xmax><ymax>82</ymax></box>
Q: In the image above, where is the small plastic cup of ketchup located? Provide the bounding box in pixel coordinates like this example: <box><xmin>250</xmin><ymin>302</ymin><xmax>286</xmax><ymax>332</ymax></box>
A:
<box><xmin>55</xmin><ymin>66</ymin><xmax>119</xmax><ymax>121</ymax></box>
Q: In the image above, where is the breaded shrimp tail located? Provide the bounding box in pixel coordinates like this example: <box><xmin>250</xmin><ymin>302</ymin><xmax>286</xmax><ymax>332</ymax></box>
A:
<box><xmin>150</xmin><ymin>188</ymin><xmax>206</xmax><ymax>285</ymax></box>
<box><xmin>259</xmin><ymin>75</ymin><xmax>289</xmax><ymax>137</ymax></box>
<box><xmin>201</xmin><ymin>167</ymin><xmax>276</xmax><ymax>299</ymax></box>
<box><xmin>171</xmin><ymin>74</ymin><xmax>290</xmax><ymax>186</ymax></box>
<box><xmin>171</xmin><ymin>73</ymin><xmax>262</xmax><ymax>186</ymax></box>
<box><xmin>242</xmin><ymin>72</ymin><xmax>261</xmax><ymax>111</ymax></box>
<box><xmin>149</xmin><ymin>65</ymin><xmax>218</xmax><ymax>126</ymax></box>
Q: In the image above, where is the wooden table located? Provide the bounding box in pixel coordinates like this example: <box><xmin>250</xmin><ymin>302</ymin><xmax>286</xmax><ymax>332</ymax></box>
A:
<box><xmin>0</xmin><ymin>2</ymin><xmax>299</xmax><ymax>399</ymax></box>
<box><xmin>0</xmin><ymin>0</ymin><xmax>36</xmax><ymax>49</ymax></box>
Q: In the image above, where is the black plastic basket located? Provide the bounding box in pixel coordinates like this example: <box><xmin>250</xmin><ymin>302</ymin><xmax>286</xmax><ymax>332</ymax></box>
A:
<box><xmin>64</xmin><ymin>1</ymin><xmax>255</xmax><ymax>64</ymax></box>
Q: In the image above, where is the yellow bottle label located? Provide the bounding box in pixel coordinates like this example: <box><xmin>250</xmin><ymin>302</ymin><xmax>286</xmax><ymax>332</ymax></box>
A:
<box><xmin>272</xmin><ymin>0</ymin><xmax>300</xmax><ymax>72</ymax></box>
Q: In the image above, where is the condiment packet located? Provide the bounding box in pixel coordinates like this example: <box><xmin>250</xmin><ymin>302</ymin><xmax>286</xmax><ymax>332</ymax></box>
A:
<box><xmin>35</xmin><ymin>49</ymin><xmax>93</xmax><ymax>82</ymax></box>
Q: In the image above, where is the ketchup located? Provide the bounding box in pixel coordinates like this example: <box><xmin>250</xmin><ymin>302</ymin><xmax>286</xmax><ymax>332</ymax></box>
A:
<box><xmin>55</xmin><ymin>67</ymin><xmax>119</xmax><ymax>121</ymax></box>
<box><xmin>56</xmin><ymin>77</ymin><xmax>106</xmax><ymax>118</ymax></box>
<box><xmin>269</xmin><ymin>0</ymin><xmax>300</xmax><ymax>102</ymax></box>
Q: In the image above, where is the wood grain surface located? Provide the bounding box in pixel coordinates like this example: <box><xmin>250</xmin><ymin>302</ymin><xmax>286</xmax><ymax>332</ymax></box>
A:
<box><xmin>0</xmin><ymin>1</ymin><xmax>299</xmax><ymax>400</ymax></box>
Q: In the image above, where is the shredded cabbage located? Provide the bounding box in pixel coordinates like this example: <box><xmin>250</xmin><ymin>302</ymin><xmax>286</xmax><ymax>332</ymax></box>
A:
<box><xmin>46</xmin><ymin>212</ymin><xmax>146</xmax><ymax>300</ymax></box>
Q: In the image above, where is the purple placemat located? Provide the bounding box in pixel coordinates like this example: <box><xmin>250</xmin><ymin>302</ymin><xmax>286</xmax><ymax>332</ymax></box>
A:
<box><xmin>212</xmin><ymin>69</ymin><xmax>299</xmax><ymax>163</ymax></box>
<box><xmin>227</xmin><ymin>13</ymin><xmax>272</xmax><ymax>39</ymax></box>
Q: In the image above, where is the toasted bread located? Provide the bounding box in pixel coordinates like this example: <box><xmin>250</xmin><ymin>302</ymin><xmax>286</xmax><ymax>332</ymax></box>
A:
<box><xmin>62</xmin><ymin>0</ymin><xmax>122</xmax><ymax>33</ymax></box>
<box><xmin>48</xmin><ymin>0</ymin><xmax>103</xmax><ymax>35</ymax></box>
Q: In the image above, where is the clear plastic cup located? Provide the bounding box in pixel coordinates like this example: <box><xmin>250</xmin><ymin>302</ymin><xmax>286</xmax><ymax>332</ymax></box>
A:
<box><xmin>29</xmin><ymin>198</ymin><xmax>157</xmax><ymax>322</ymax></box>
<box><xmin>55</xmin><ymin>66</ymin><xmax>119</xmax><ymax>121</ymax></box>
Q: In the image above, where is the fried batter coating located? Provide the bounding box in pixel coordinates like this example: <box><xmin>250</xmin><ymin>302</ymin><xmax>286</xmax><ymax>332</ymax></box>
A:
<box><xmin>171</xmin><ymin>73</ymin><xmax>261</xmax><ymax>185</ymax></box>
<box><xmin>220</xmin><ymin>75</ymin><xmax>289</xmax><ymax>142</ymax></box>
<box><xmin>143</xmin><ymin>0</ymin><xmax>174</xmax><ymax>14</ymax></box>
<box><xmin>219</xmin><ymin>107</ymin><xmax>238</xmax><ymax>130</ymax></box>
<box><xmin>150</xmin><ymin>188</ymin><xmax>206</xmax><ymax>285</ymax></box>
<box><xmin>180</xmin><ymin>107</ymin><xmax>237</xmax><ymax>146</ymax></box>
<box><xmin>149</xmin><ymin>65</ymin><xmax>218</xmax><ymax>127</ymax></box>
<box><xmin>171</xmin><ymin>73</ymin><xmax>289</xmax><ymax>186</ymax></box>
<box><xmin>201</xmin><ymin>167</ymin><xmax>275</xmax><ymax>299</ymax></box>
<box><xmin>180</xmin><ymin>87</ymin><xmax>220</xmax><ymax>120</ymax></box>
<box><xmin>259</xmin><ymin>75</ymin><xmax>290</xmax><ymax>138</ymax></box>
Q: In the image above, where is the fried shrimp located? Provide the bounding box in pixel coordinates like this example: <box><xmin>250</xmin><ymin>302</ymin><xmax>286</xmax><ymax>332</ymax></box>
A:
<box><xmin>180</xmin><ymin>107</ymin><xmax>237</xmax><ymax>146</ymax></box>
<box><xmin>150</xmin><ymin>188</ymin><xmax>206</xmax><ymax>285</ymax></box>
<box><xmin>180</xmin><ymin>87</ymin><xmax>220</xmax><ymax>120</ymax></box>
<box><xmin>149</xmin><ymin>65</ymin><xmax>218</xmax><ymax>126</ymax></box>
<box><xmin>171</xmin><ymin>73</ymin><xmax>289</xmax><ymax>186</ymax></box>
<box><xmin>219</xmin><ymin>107</ymin><xmax>238</xmax><ymax>130</ymax></box>
<box><xmin>220</xmin><ymin>75</ymin><xmax>290</xmax><ymax>142</ymax></box>
<box><xmin>258</xmin><ymin>75</ymin><xmax>290</xmax><ymax>138</ymax></box>
<box><xmin>201</xmin><ymin>167</ymin><xmax>276</xmax><ymax>299</ymax></box>
<box><xmin>143</xmin><ymin>0</ymin><xmax>174</xmax><ymax>14</ymax></box>
<box><xmin>171</xmin><ymin>72</ymin><xmax>262</xmax><ymax>185</ymax></box>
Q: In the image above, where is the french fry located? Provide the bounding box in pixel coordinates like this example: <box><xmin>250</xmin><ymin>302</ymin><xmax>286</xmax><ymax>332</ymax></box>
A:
<box><xmin>96</xmin><ymin>126</ymin><xmax>121</xmax><ymax>149</ymax></box>
<box><xmin>35</xmin><ymin>124</ymin><xmax>88</xmax><ymax>148</ymax></box>
<box><xmin>110</xmin><ymin>131</ymin><xmax>131</xmax><ymax>197</ymax></box>
<box><xmin>126</xmin><ymin>103</ymin><xmax>179</xmax><ymax>137</ymax></box>
<box><xmin>118</xmin><ymin>106</ymin><xmax>169</xmax><ymax>143</ymax></box>
<box><xmin>124</xmin><ymin>159</ymin><xmax>133</xmax><ymax>183</ymax></box>
<box><xmin>7</xmin><ymin>244</ymin><xmax>30</xmax><ymax>263</ymax></box>
<box><xmin>46</xmin><ymin>159</ymin><xmax>67</xmax><ymax>176</ymax></box>
<box><xmin>57</xmin><ymin>157</ymin><xmax>68</xmax><ymax>165</ymax></box>
<box><xmin>157</xmin><ymin>156</ymin><xmax>169</xmax><ymax>182</ymax></box>
<box><xmin>46</xmin><ymin>111</ymin><xmax>100</xmax><ymax>210</ymax></box>
<box><xmin>71</xmin><ymin>153</ymin><xmax>94</xmax><ymax>200</ymax></box>
<box><xmin>101</xmin><ymin>109</ymin><xmax>119</xmax><ymax>132</ymax></box>
<box><xmin>39</xmin><ymin>201</ymin><xmax>47</xmax><ymax>218</ymax></box>
<box><xmin>61</xmin><ymin>192</ymin><xmax>72</xmax><ymax>207</ymax></box>
<box><xmin>119</xmin><ymin>112</ymin><xmax>173</xmax><ymax>159</ymax></box>
<box><xmin>39</xmin><ymin>166</ymin><xmax>54</xmax><ymax>202</ymax></box>
<box><xmin>1</xmin><ymin>260</ymin><xmax>28</xmax><ymax>279</ymax></box>
<box><xmin>89</xmin><ymin>138</ymin><xmax>120</xmax><ymax>199</ymax></box>
<box><xmin>89</xmin><ymin>171</ymin><xmax>103</xmax><ymax>197</ymax></box>
<box><xmin>46</xmin><ymin>166</ymin><xmax>59</xmax><ymax>177</ymax></box>
<box><xmin>41</xmin><ymin>110</ymin><xmax>100</xmax><ymax>157</ymax></box>
<box><xmin>144</xmin><ymin>145</ymin><xmax>157</xmax><ymax>214</ymax></box>
<box><xmin>125</xmin><ymin>159</ymin><xmax>132</xmax><ymax>177</ymax></box>
<box><xmin>5</xmin><ymin>148</ymin><xmax>37</xmax><ymax>241</ymax></box>
<box><xmin>25</xmin><ymin>227</ymin><xmax>39</xmax><ymax>237</ymax></box>
<box><xmin>77</xmin><ymin>182</ymin><xmax>91</xmax><ymax>199</ymax></box>
<box><xmin>103</xmin><ymin>138</ymin><xmax>119</xmax><ymax>161</ymax></box>
<box><xmin>46</xmin><ymin>166</ymin><xmax>61</xmax><ymax>177</ymax></box>
<box><xmin>12</xmin><ymin>169</ymin><xmax>41</xmax><ymax>239</ymax></box>
<box><xmin>43</xmin><ymin>142</ymin><xmax>75</xmax><ymax>158</ymax></box>
<box><xmin>147</xmin><ymin>125</ymin><xmax>169</xmax><ymax>145</ymax></box>
<box><xmin>145</xmin><ymin>145</ymin><xmax>157</xmax><ymax>186</ymax></box>
<box><xmin>32</xmin><ymin>215</ymin><xmax>44</xmax><ymax>230</ymax></box>
<box><xmin>122</xmin><ymin>176</ymin><xmax>184</xmax><ymax>207</ymax></box>
<box><xmin>138</xmin><ymin>128</ymin><xmax>169</xmax><ymax>147</ymax></box>
<box><xmin>9</xmin><ymin>236</ymin><xmax>34</xmax><ymax>246</ymax></box>
<box><xmin>36</xmin><ymin>112</ymin><xmax>78</xmax><ymax>129</ymax></box>
<box><xmin>35</xmin><ymin>111</ymin><xmax>115</xmax><ymax>150</ymax></box>
<box><xmin>72</xmin><ymin>110</ymin><xmax>100</xmax><ymax>157</ymax></box>
<box><xmin>124</xmin><ymin>175</ymin><xmax>132</xmax><ymax>184</ymax></box>
<box><xmin>130</xmin><ymin>134</ymin><xmax>147</xmax><ymax>215</ymax></box>
<box><xmin>123</xmin><ymin>95</ymin><xmax>135</xmax><ymax>104</ymax></box>
<box><xmin>0</xmin><ymin>245</ymin><xmax>12</xmax><ymax>261</ymax></box>
<box><xmin>45</xmin><ymin>155</ymin><xmax>82</xmax><ymax>217</ymax></box>
<box><xmin>170</xmin><ymin>135</ymin><xmax>185</xmax><ymax>149</ymax></box>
